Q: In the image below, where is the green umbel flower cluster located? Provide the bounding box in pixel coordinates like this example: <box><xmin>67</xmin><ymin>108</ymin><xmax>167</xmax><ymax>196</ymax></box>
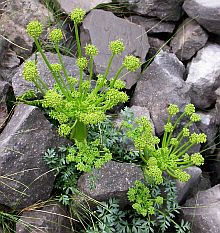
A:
<box><xmin>127</xmin><ymin>180</ymin><xmax>163</xmax><ymax>217</ymax></box>
<box><xmin>26</xmin><ymin>20</ymin><xmax>43</xmax><ymax>38</ymax></box>
<box><xmin>23</xmin><ymin>61</ymin><xmax>39</xmax><ymax>81</ymax></box>
<box><xmin>70</xmin><ymin>8</ymin><xmax>86</xmax><ymax>24</ymax></box>
<box><xmin>109</xmin><ymin>40</ymin><xmax>125</xmax><ymax>55</ymax></box>
<box><xmin>85</xmin><ymin>44</ymin><xmax>99</xmax><ymax>56</ymax></box>
<box><xmin>49</xmin><ymin>29</ymin><xmax>63</xmax><ymax>43</ymax></box>
<box><xmin>123</xmin><ymin>103</ymin><xmax>206</xmax><ymax>183</ymax></box>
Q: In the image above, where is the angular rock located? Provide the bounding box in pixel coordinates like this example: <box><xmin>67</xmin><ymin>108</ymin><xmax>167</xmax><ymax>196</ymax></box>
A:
<box><xmin>16</xmin><ymin>202</ymin><xmax>72</xmax><ymax>233</ymax></box>
<box><xmin>12</xmin><ymin>52</ymin><xmax>81</xmax><ymax>98</ymax></box>
<box><xmin>77</xmin><ymin>161</ymin><xmax>144</xmax><ymax>207</ymax></box>
<box><xmin>127</xmin><ymin>16</ymin><xmax>175</xmax><ymax>35</ymax></box>
<box><xmin>176</xmin><ymin>166</ymin><xmax>202</xmax><ymax>204</ymax></box>
<box><xmin>51</xmin><ymin>0</ymin><xmax>112</xmax><ymax>14</ymax></box>
<box><xmin>186</xmin><ymin>43</ymin><xmax>220</xmax><ymax>109</ymax></box>
<box><xmin>183</xmin><ymin>0</ymin><xmax>220</xmax><ymax>36</ymax></box>
<box><xmin>0</xmin><ymin>0</ymin><xmax>53</xmax><ymax>59</ymax></box>
<box><xmin>0</xmin><ymin>104</ymin><xmax>69</xmax><ymax>209</ymax></box>
<box><xmin>171</xmin><ymin>18</ymin><xmax>208</xmax><ymax>61</ymax></box>
<box><xmin>118</xmin><ymin>0</ymin><xmax>184</xmax><ymax>21</ymax></box>
<box><xmin>0</xmin><ymin>81</ymin><xmax>14</xmax><ymax>128</ymax></box>
<box><xmin>80</xmin><ymin>9</ymin><xmax>149</xmax><ymax>89</ymax></box>
<box><xmin>182</xmin><ymin>184</ymin><xmax>220</xmax><ymax>233</ymax></box>
<box><xmin>131</xmin><ymin>51</ymin><xmax>190</xmax><ymax>135</ymax></box>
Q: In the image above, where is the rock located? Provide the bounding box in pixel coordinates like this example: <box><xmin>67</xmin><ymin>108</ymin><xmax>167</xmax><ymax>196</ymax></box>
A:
<box><xmin>131</xmin><ymin>51</ymin><xmax>190</xmax><ymax>135</ymax></box>
<box><xmin>176</xmin><ymin>166</ymin><xmax>202</xmax><ymax>204</ymax></box>
<box><xmin>186</xmin><ymin>43</ymin><xmax>220</xmax><ymax>109</ymax></box>
<box><xmin>80</xmin><ymin>9</ymin><xmax>149</xmax><ymax>89</ymax></box>
<box><xmin>16</xmin><ymin>202</ymin><xmax>72</xmax><ymax>233</ymax></box>
<box><xmin>171</xmin><ymin>18</ymin><xmax>208</xmax><ymax>61</ymax></box>
<box><xmin>182</xmin><ymin>184</ymin><xmax>220</xmax><ymax>233</ymax></box>
<box><xmin>12</xmin><ymin>52</ymin><xmax>82</xmax><ymax>98</ymax></box>
<box><xmin>0</xmin><ymin>0</ymin><xmax>53</xmax><ymax>59</ymax></box>
<box><xmin>0</xmin><ymin>81</ymin><xmax>14</xmax><ymax>129</ymax></box>
<box><xmin>117</xmin><ymin>0</ymin><xmax>184</xmax><ymax>21</ymax></box>
<box><xmin>215</xmin><ymin>87</ymin><xmax>220</xmax><ymax>124</ymax></box>
<box><xmin>183</xmin><ymin>0</ymin><xmax>220</xmax><ymax>36</ymax></box>
<box><xmin>0</xmin><ymin>104</ymin><xmax>70</xmax><ymax>209</ymax></box>
<box><xmin>51</xmin><ymin>0</ymin><xmax>112</xmax><ymax>14</ymax></box>
<box><xmin>127</xmin><ymin>16</ymin><xmax>175</xmax><ymax>35</ymax></box>
<box><xmin>77</xmin><ymin>161</ymin><xmax>144</xmax><ymax>207</ymax></box>
<box><xmin>197</xmin><ymin>110</ymin><xmax>218</xmax><ymax>153</ymax></box>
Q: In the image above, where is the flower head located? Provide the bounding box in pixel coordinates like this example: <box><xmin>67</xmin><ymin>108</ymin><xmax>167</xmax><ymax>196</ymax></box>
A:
<box><xmin>191</xmin><ymin>153</ymin><xmax>204</xmax><ymax>166</ymax></box>
<box><xmin>167</xmin><ymin>104</ymin><xmax>179</xmax><ymax>116</ymax></box>
<box><xmin>85</xmin><ymin>44</ymin><xmax>98</xmax><ymax>56</ymax></box>
<box><xmin>23</xmin><ymin>61</ymin><xmax>39</xmax><ymax>81</ymax></box>
<box><xmin>26</xmin><ymin>21</ymin><xmax>43</xmax><ymax>38</ymax></box>
<box><xmin>70</xmin><ymin>8</ymin><xmax>86</xmax><ymax>24</ymax></box>
<box><xmin>190</xmin><ymin>113</ymin><xmax>201</xmax><ymax>122</ymax></box>
<box><xmin>51</xmin><ymin>63</ymin><xmax>62</xmax><ymax>73</ymax></box>
<box><xmin>123</xmin><ymin>55</ymin><xmax>141</xmax><ymax>71</ymax></box>
<box><xmin>76</xmin><ymin>57</ymin><xmax>88</xmax><ymax>69</ymax></box>
<box><xmin>184</xmin><ymin>103</ymin><xmax>195</xmax><ymax>116</ymax></box>
<box><xmin>109</xmin><ymin>40</ymin><xmax>125</xmax><ymax>55</ymax></box>
<box><xmin>49</xmin><ymin>29</ymin><xmax>63</xmax><ymax>43</ymax></box>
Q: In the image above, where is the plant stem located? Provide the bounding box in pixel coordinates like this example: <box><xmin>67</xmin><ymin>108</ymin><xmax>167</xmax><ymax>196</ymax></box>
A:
<box><xmin>74</xmin><ymin>23</ymin><xmax>82</xmax><ymax>57</ymax></box>
<box><xmin>110</xmin><ymin>65</ymin><xmax>124</xmax><ymax>88</ymax></box>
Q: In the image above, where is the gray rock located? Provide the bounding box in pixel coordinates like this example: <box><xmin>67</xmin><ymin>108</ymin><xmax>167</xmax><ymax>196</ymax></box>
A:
<box><xmin>0</xmin><ymin>81</ymin><xmax>14</xmax><ymax>129</ymax></box>
<box><xmin>0</xmin><ymin>0</ymin><xmax>53</xmax><ymax>59</ymax></box>
<box><xmin>12</xmin><ymin>52</ymin><xmax>81</xmax><ymax>98</ymax></box>
<box><xmin>186</xmin><ymin>43</ymin><xmax>220</xmax><ymax>109</ymax></box>
<box><xmin>176</xmin><ymin>166</ymin><xmax>202</xmax><ymax>204</ymax></box>
<box><xmin>50</xmin><ymin>0</ymin><xmax>112</xmax><ymax>13</ymax></box>
<box><xmin>182</xmin><ymin>184</ymin><xmax>220</xmax><ymax>233</ymax></box>
<box><xmin>131</xmin><ymin>51</ymin><xmax>190</xmax><ymax>135</ymax></box>
<box><xmin>0</xmin><ymin>104</ymin><xmax>69</xmax><ymax>209</ymax></box>
<box><xmin>77</xmin><ymin>161</ymin><xmax>144</xmax><ymax>207</ymax></box>
<box><xmin>183</xmin><ymin>0</ymin><xmax>220</xmax><ymax>36</ymax></box>
<box><xmin>118</xmin><ymin>0</ymin><xmax>184</xmax><ymax>21</ymax></box>
<box><xmin>215</xmin><ymin>87</ymin><xmax>220</xmax><ymax>124</ymax></box>
<box><xmin>80</xmin><ymin>9</ymin><xmax>149</xmax><ymax>89</ymax></box>
<box><xmin>171</xmin><ymin>18</ymin><xmax>208</xmax><ymax>61</ymax></box>
<box><xmin>16</xmin><ymin>202</ymin><xmax>72</xmax><ymax>233</ymax></box>
<box><xmin>127</xmin><ymin>16</ymin><xmax>175</xmax><ymax>35</ymax></box>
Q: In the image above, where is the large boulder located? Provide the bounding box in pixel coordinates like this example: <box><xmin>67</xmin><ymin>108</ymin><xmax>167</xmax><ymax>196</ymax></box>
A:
<box><xmin>117</xmin><ymin>0</ymin><xmax>184</xmax><ymax>21</ymax></box>
<box><xmin>0</xmin><ymin>104</ymin><xmax>69</xmax><ymax>209</ymax></box>
<box><xmin>131</xmin><ymin>51</ymin><xmax>190</xmax><ymax>135</ymax></box>
<box><xmin>183</xmin><ymin>0</ymin><xmax>220</xmax><ymax>36</ymax></box>
<box><xmin>80</xmin><ymin>9</ymin><xmax>149</xmax><ymax>89</ymax></box>
<box><xmin>16</xmin><ymin>202</ymin><xmax>72</xmax><ymax>233</ymax></box>
<box><xmin>171</xmin><ymin>18</ymin><xmax>208</xmax><ymax>61</ymax></box>
<box><xmin>182</xmin><ymin>184</ymin><xmax>220</xmax><ymax>233</ymax></box>
<box><xmin>186</xmin><ymin>43</ymin><xmax>220</xmax><ymax>109</ymax></box>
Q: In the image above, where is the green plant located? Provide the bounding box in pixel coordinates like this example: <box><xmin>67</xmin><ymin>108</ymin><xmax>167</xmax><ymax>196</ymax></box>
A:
<box><xmin>122</xmin><ymin>103</ymin><xmax>206</xmax><ymax>184</ymax></box>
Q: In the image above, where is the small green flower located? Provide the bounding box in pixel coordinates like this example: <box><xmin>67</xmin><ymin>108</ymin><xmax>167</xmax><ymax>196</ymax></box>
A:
<box><xmin>164</xmin><ymin>122</ymin><xmax>173</xmax><ymax>132</ymax></box>
<box><xmin>109</xmin><ymin>40</ymin><xmax>125</xmax><ymax>55</ymax></box>
<box><xmin>51</xmin><ymin>63</ymin><xmax>62</xmax><ymax>73</ymax></box>
<box><xmin>110</xmin><ymin>79</ymin><xmax>125</xmax><ymax>90</ymax></box>
<box><xmin>170</xmin><ymin>138</ymin><xmax>179</xmax><ymax>146</ymax></box>
<box><xmin>76</xmin><ymin>57</ymin><xmax>88</xmax><ymax>69</ymax></box>
<box><xmin>182</xmin><ymin>127</ymin><xmax>190</xmax><ymax>137</ymax></box>
<box><xmin>85</xmin><ymin>44</ymin><xmax>98</xmax><ymax>56</ymax></box>
<box><xmin>26</xmin><ymin>20</ymin><xmax>43</xmax><ymax>38</ymax></box>
<box><xmin>167</xmin><ymin>104</ymin><xmax>179</xmax><ymax>116</ymax></box>
<box><xmin>58</xmin><ymin>124</ymin><xmax>71</xmax><ymax>136</ymax></box>
<box><xmin>190</xmin><ymin>113</ymin><xmax>201</xmax><ymax>122</ymax></box>
<box><xmin>176</xmin><ymin>170</ymin><xmax>190</xmax><ymax>182</ymax></box>
<box><xmin>49</xmin><ymin>28</ymin><xmax>63</xmax><ymax>43</ymax></box>
<box><xmin>67</xmin><ymin>76</ymin><xmax>78</xmax><ymax>86</ymax></box>
<box><xmin>123</xmin><ymin>55</ymin><xmax>141</xmax><ymax>71</ymax></box>
<box><xmin>155</xmin><ymin>196</ymin><xmax>163</xmax><ymax>205</ymax></box>
<box><xmin>184</xmin><ymin>103</ymin><xmax>195</xmax><ymax>116</ymax></box>
<box><xmin>23</xmin><ymin>61</ymin><xmax>39</xmax><ymax>81</ymax></box>
<box><xmin>70</xmin><ymin>8</ymin><xmax>86</xmax><ymax>24</ymax></box>
<box><xmin>191</xmin><ymin>153</ymin><xmax>204</xmax><ymax>166</ymax></box>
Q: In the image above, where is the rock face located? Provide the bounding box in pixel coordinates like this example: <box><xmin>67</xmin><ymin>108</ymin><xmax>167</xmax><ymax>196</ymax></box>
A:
<box><xmin>77</xmin><ymin>161</ymin><xmax>144</xmax><ymax>207</ymax></box>
<box><xmin>127</xmin><ymin>16</ymin><xmax>175</xmax><ymax>35</ymax></box>
<box><xmin>80</xmin><ymin>9</ymin><xmax>149</xmax><ymax>89</ymax></box>
<box><xmin>131</xmin><ymin>51</ymin><xmax>190</xmax><ymax>135</ymax></box>
<box><xmin>171</xmin><ymin>19</ymin><xmax>208</xmax><ymax>61</ymax></box>
<box><xmin>182</xmin><ymin>184</ymin><xmax>220</xmax><ymax>233</ymax></box>
<box><xmin>183</xmin><ymin>0</ymin><xmax>220</xmax><ymax>36</ymax></box>
<box><xmin>0</xmin><ymin>0</ymin><xmax>53</xmax><ymax>59</ymax></box>
<box><xmin>0</xmin><ymin>104</ymin><xmax>69</xmax><ymax>209</ymax></box>
<box><xmin>118</xmin><ymin>0</ymin><xmax>184</xmax><ymax>21</ymax></box>
<box><xmin>51</xmin><ymin>0</ymin><xmax>112</xmax><ymax>13</ymax></box>
<box><xmin>186</xmin><ymin>43</ymin><xmax>220</xmax><ymax>109</ymax></box>
<box><xmin>12</xmin><ymin>52</ymin><xmax>81</xmax><ymax>98</ymax></box>
<box><xmin>16</xmin><ymin>202</ymin><xmax>72</xmax><ymax>233</ymax></box>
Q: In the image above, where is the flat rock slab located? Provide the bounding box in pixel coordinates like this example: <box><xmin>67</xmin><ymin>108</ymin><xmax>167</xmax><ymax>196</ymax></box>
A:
<box><xmin>131</xmin><ymin>51</ymin><xmax>190</xmax><ymax>135</ymax></box>
<box><xmin>77</xmin><ymin>161</ymin><xmax>144</xmax><ymax>207</ymax></box>
<box><xmin>171</xmin><ymin>18</ymin><xmax>208</xmax><ymax>61</ymax></box>
<box><xmin>12</xmin><ymin>52</ymin><xmax>81</xmax><ymax>98</ymax></box>
<box><xmin>186</xmin><ymin>43</ymin><xmax>220</xmax><ymax>109</ymax></box>
<box><xmin>0</xmin><ymin>104</ymin><xmax>69</xmax><ymax>209</ymax></box>
<box><xmin>16</xmin><ymin>202</ymin><xmax>72</xmax><ymax>233</ymax></box>
<box><xmin>80</xmin><ymin>9</ymin><xmax>149</xmax><ymax>89</ymax></box>
<box><xmin>183</xmin><ymin>0</ymin><xmax>220</xmax><ymax>36</ymax></box>
<box><xmin>51</xmin><ymin>0</ymin><xmax>112</xmax><ymax>13</ymax></box>
<box><xmin>118</xmin><ymin>0</ymin><xmax>184</xmax><ymax>21</ymax></box>
<box><xmin>183</xmin><ymin>184</ymin><xmax>220</xmax><ymax>233</ymax></box>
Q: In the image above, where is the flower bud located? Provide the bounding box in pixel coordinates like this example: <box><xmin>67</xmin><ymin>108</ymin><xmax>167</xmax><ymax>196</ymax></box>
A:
<box><xmin>49</xmin><ymin>29</ymin><xmax>63</xmax><ymax>43</ymax></box>
<box><xmin>22</xmin><ymin>61</ymin><xmax>39</xmax><ymax>81</ymax></box>
<box><xmin>85</xmin><ymin>44</ymin><xmax>98</xmax><ymax>56</ymax></box>
<box><xmin>76</xmin><ymin>57</ymin><xmax>88</xmax><ymax>69</ymax></box>
<box><xmin>70</xmin><ymin>8</ymin><xmax>86</xmax><ymax>24</ymax></box>
<box><xmin>109</xmin><ymin>40</ymin><xmax>125</xmax><ymax>55</ymax></box>
<box><xmin>123</xmin><ymin>55</ymin><xmax>141</xmax><ymax>71</ymax></box>
<box><xmin>26</xmin><ymin>21</ymin><xmax>43</xmax><ymax>38</ymax></box>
